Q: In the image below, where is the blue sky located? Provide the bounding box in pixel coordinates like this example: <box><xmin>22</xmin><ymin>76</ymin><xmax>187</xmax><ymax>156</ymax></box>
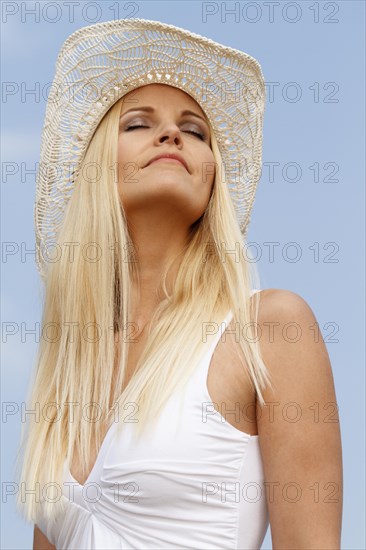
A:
<box><xmin>2</xmin><ymin>1</ymin><xmax>365</xmax><ymax>548</ymax></box>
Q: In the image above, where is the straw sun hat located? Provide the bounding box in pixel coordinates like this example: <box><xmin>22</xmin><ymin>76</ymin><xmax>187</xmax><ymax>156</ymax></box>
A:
<box><xmin>35</xmin><ymin>18</ymin><xmax>266</xmax><ymax>281</ymax></box>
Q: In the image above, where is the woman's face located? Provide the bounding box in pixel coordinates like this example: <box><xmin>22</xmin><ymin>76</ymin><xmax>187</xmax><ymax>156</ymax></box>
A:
<box><xmin>117</xmin><ymin>83</ymin><xmax>215</xmax><ymax>231</ymax></box>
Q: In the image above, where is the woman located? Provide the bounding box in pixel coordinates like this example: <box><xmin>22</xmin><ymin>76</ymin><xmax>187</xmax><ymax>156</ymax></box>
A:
<box><xmin>15</xmin><ymin>19</ymin><xmax>342</xmax><ymax>549</ymax></box>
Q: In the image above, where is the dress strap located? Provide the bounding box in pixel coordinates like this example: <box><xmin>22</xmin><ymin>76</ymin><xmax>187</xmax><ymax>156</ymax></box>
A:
<box><xmin>190</xmin><ymin>288</ymin><xmax>261</xmax><ymax>392</ymax></box>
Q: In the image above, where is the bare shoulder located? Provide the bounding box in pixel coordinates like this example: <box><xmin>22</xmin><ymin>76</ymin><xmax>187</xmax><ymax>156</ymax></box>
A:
<box><xmin>254</xmin><ymin>287</ymin><xmax>313</xmax><ymax>316</ymax></box>
<box><xmin>252</xmin><ymin>288</ymin><xmax>343</xmax><ymax>547</ymax></box>
<box><xmin>254</xmin><ymin>286</ymin><xmax>335</xmax><ymax>406</ymax></box>
<box><xmin>254</xmin><ymin>288</ymin><xmax>321</xmax><ymax>352</ymax></box>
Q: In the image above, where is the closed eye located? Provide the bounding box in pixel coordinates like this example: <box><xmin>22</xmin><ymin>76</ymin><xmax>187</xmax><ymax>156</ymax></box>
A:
<box><xmin>124</xmin><ymin>124</ymin><xmax>147</xmax><ymax>131</ymax></box>
<box><xmin>186</xmin><ymin>129</ymin><xmax>206</xmax><ymax>141</ymax></box>
<box><xmin>124</xmin><ymin>124</ymin><xmax>206</xmax><ymax>141</ymax></box>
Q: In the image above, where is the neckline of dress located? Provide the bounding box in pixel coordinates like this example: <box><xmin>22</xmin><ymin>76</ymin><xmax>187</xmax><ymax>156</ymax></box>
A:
<box><xmin>65</xmin><ymin>293</ymin><xmax>261</xmax><ymax>487</ymax></box>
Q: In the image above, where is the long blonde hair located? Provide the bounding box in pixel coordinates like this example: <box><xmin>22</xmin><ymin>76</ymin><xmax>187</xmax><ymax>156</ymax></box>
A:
<box><xmin>15</xmin><ymin>92</ymin><xmax>275</xmax><ymax>524</ymax></box>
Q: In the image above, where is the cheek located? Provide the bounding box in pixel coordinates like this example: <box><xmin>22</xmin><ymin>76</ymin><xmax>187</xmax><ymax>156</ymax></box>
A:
<box><xmin>117</xmin><ymin>135</ymin><xmax>128</xmax><ymax>164</ymax></box>
<box><xmin>117</xmin><ymin>138</ymin><xmax>138</xmax><ymax>180</ymax></box>
<box><xmin>198</xmin><ymin>150</ymin><xmax>216</xmax><ymax>189</ymax></box>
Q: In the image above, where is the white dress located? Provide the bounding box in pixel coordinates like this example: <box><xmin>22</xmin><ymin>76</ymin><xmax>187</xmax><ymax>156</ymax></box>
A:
<box><xmin>37</xmin><ymin>289</ymin><xmax>269</xmax><ymax>549</ymax></box>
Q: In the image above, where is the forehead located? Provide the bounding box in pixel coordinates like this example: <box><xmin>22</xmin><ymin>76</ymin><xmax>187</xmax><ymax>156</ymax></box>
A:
<box><xmin>121</xmin><ymin>83</ymin><xmax>206</xmax><ymax>117</ymax></box>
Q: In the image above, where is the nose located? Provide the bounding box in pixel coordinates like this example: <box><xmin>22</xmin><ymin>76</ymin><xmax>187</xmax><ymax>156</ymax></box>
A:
<box><xmin>155</xmin><ymin>121</ymin><xmax>183</xmax><ymax>147</ymax></box>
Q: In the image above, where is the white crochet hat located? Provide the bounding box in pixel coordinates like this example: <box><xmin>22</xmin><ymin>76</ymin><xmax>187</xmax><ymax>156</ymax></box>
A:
<box><xmin>34</xmin><ymin>18</ymin><xmax>266</xmax><ymax>281</ymax></box>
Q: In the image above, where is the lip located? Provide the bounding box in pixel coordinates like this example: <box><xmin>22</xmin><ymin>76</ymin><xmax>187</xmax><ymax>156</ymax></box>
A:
<box><xmin>146</xmin><ymin>153</ymin><xmax>189</xmax><ymax>173</ymax></box>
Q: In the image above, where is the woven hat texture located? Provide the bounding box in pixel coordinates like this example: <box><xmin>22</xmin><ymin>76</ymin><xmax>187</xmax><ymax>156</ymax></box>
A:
<box><xmin>35</xmin><ymin>18</ymin><xmax>266</xmax><ymax>280</ymax></box>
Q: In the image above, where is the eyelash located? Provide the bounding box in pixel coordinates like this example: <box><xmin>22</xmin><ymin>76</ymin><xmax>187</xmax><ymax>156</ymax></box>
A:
<box><xmin>124</xmin><ymin>124</ymin><xmax>206</xmax><ymax>141</ymax></box>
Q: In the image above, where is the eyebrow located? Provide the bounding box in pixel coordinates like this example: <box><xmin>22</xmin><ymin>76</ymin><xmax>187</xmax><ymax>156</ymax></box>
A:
<box><xmin>119</xmin><ymin>106</ymin><xmax>209</xmax><ymax>126</ymax></box>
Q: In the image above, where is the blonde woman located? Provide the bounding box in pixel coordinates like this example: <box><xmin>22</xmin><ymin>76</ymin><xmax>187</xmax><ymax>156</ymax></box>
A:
<box><xmin>15</xmin><ymin>19</ymin><xmax>342</xmax><ymax>550</ymax></box>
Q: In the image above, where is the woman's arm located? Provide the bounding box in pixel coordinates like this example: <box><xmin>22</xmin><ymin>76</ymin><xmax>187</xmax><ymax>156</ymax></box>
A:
<box><xmin>256</xmin><ymin>289</ymin><xmax>343</xmax><ymax>549</ymax></box>
<box><xmin>33</xmin><ymin>525</ymin><xmax>56</xmax><ymax>550</ymax></box>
